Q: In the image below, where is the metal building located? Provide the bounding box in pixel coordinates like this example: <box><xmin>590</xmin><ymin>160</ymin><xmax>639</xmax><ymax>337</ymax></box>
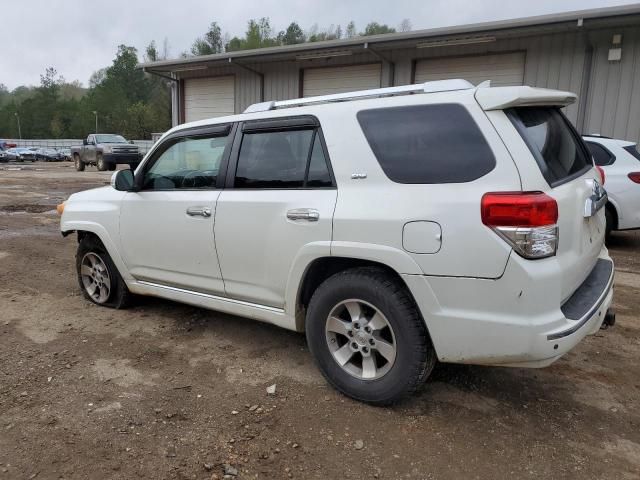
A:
<box><xmin>141</xmin><ymin>4</ymin><xmax>640</xmax><ymax>143</ymax></box>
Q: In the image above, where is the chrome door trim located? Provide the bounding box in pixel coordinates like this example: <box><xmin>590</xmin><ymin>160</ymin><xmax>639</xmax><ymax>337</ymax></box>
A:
<box><xmin>137</xmin><ymin>280</ymin><xmax>285</xmax><ymax>314</ymax></box>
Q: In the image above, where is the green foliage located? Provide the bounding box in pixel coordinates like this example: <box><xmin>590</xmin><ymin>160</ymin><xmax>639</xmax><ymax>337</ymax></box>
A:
<box><xmin>279</xmin><ymin>22</ymin><xmax>305</xmax><ymax>45</ymax></box>
<box><xmin>191</xmin><ymin>22</ymin><xmax>223</xmax><ymax>56</ymax></box>
<box><xmin>361</xmin><ymin>22</ymin><xmax>396</xmax><ymax>36</ymax></box>
<box><xmin>0</xmin><ymin>45</ymin><xmax>171</xmax><ymax>140</ymax></box>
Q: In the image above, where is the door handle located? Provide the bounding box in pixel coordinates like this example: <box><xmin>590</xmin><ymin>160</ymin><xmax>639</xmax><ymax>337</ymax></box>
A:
<box><xmin>186</xmin><ymin>206</ymin><xmax>212</xmax><ymax>218</ymax></box>
<box><xmin>287</xmin><ymin>208</ymin><xmax>320</xmax><ymax>222</ymax></box>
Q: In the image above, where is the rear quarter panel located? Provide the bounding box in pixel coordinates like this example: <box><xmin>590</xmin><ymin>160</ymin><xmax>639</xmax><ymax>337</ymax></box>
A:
<box><xmin>320</xmin><ymin>91</ymin><xmax>521</xmax><ymax>278</ymax></box>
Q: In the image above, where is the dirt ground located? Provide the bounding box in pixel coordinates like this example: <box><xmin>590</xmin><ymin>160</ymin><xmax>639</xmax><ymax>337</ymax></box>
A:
<box><xmin>1</xmin><ymin>161</ymin><xmax>639</xmax><ymax>480</ymax></box>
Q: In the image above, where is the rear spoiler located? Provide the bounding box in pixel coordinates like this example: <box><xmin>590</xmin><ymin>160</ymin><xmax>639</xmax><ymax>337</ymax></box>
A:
<box><xmin>475</xmin><ymin>86</ymin><xmax>577</xmax><ymax>111</ymax></box>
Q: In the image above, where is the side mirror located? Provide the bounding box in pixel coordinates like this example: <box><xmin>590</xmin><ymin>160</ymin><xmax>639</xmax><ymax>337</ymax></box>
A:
<box><xmin>111</xmin><ymin>169</ymin><xmax>136</xmax><ymax>192</ymax></box>
<box><xmin>129</xmin><ymin>140</ymin><xmax>134</xmax><ymax>144</ymax></box>
<box><xmin>82</xmin><ymin>139</ymin><xmax>88</xmax><ymax>146</ymax></box>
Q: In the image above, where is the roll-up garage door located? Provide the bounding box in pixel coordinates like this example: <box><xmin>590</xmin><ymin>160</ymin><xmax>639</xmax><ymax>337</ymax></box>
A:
<box><xmin>183</xmin><ymin>76</ymin><xmax>235</xmax><ymax>123</ymax></box>
<box><xmin>415</xmin><ymin>52</ymin><xmax>525</xmax><ymax>87</ymax></box>
<box><xmin>303</xmin><ymin>64</ymin><xmax>382</xmax><ymax>97</ymax></box>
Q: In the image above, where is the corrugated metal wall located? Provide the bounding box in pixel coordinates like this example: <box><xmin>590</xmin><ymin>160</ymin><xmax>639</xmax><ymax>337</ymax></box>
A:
<box><xmin>177</xmin><ymin>25</ymin><xmax>640</xmax><ymax>143</ymax></box>
<box><xmin>584</xmin><ymin>27</ymin><xmax>640</xmax><ymax>143</ymax></box>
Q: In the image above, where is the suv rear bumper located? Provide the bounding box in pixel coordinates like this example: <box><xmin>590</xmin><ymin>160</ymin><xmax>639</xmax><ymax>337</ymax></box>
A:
<box><xmin>402</xmin><ymin>247</ymin><xmax>614</xmax><ymax>367</ymax></box>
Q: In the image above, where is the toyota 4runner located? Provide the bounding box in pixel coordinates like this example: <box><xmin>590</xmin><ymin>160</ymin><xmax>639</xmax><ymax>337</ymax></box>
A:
<box><xmin>59</xmin><ymin>80</ymin><xmax>615</xmax><ymax>404</ymax></box>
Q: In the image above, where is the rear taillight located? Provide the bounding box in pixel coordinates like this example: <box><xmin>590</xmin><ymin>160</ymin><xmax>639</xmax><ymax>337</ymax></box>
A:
<box><xmin>596</xmin><ymin>166</ymin><xmax>606</xmax><ymax>185</ymax></box>
<box><xmin>628</xmin><ymin>172</ymin><xmax>640</xmax><ymax>184</ymax></box>
<box><xmin>481</xmin><ymin>192</ymin><xmax>559</xmax><ymax>259</ymax></box>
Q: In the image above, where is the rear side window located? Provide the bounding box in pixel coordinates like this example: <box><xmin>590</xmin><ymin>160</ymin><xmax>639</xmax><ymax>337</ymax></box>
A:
<box><xmin>585</xmin><ymin>142</ymin><xmax>615</xmax><ymax>166</ymax></box>
<box><xmin>508</xmin><ymin>107</ymin><xmax>591</xmax><ymax>186</ymax></box>
<box><xmin>357</xmin><ymin>104</ymin><xmax>496</xmax><ymax>184</ymax></box>
<box><xmin>623</xmin><ymin>145</ymin><xmax>640</xmax><ymax>162</ymax></box>
<box><xmin>234</xmin><ymin>128</ymin><xmax>332</xmax><ymax>188</ymax></box>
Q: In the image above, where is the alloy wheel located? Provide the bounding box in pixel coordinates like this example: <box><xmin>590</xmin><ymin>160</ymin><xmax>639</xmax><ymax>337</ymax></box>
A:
<box><xmin>325</xmin><ymin>299</ymin><xmax>397</xmax><ymax>380</ymax></box>
<box><xmin>80</xmin><ymin>252</ymin><xmax>111</xmax><ymax>304</ymax></box>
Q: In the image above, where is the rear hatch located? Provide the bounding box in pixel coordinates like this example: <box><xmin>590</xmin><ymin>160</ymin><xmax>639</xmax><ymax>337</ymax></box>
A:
<box><xmin>505</xmin><ymin>106</ymin><xmax>605</xmax><ymax>302</ymax></box>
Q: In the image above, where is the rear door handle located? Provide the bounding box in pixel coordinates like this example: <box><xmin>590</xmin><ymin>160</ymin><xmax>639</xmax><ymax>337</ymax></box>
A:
<box><xmin>287</xmin><ymin>208</ymin><xmax>320</xmax><ymax>222</ymax></box>
<box><xmin>186</xmin><ymin>206</ymin><xmax>212</xmax><ymax>218</ymax></box>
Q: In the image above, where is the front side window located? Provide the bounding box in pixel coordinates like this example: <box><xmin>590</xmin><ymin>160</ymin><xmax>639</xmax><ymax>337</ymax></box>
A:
<box><xmin>142</xmin><ymin>134</ymin><xmax>228</xmax><ymax>190</ymax></box>
<box><xmin>508</xmin><ymin>107</ymin><xmax>591</xmax><ymax>185</ymax></box>
<box><xmin>234</xmin><ymin>128</ymin><xmax>332</xmax><ymax>188</ymax></box>
<box><xmin>357</xmin><ymin>104</ymin><xmax>496</xmax><ymax>184</ymax></box>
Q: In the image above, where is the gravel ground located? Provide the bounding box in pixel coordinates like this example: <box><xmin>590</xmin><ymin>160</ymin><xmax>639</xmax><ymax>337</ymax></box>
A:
<box><xmin>1</xmin><ymin>161</ymin><xmax>639</xmax><ymax>480</ymax></box>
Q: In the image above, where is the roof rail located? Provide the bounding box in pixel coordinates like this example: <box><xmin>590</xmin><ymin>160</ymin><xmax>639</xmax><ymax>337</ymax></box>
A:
<box><xmin>243</xmin><ymin>79</ymin><xmax>474</xmax><ymax>113</ymax></box>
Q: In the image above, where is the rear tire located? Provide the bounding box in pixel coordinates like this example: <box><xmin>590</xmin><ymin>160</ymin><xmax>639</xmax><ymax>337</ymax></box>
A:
<box><xmin>605</xmin><ymin>205</ymin><xmax>615</xmax><ymax>241</ymax></box>
<box><xmin>74</xmin><ymin>154</ymin><xmax>85</xmax><ymax>171</ymax></box>
<box><xmin>305</xmin><ymin>267</ymin><xmax>436</xmax><ymax>405</ymax></box>
<box><xmin>76</xmin><ymin>235</ymin><xmax>131</xmax><ymax>309</ymax></box>
<box><xmin>108</xmin><ymin>163</ymin><xmax>116</xmax><ymax>171</ymax></box>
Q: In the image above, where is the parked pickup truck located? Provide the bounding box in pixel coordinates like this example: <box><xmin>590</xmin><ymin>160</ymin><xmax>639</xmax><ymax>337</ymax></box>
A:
<box><xmin>71</xmin><ymin>134</ymin><xmax>142</xmax><ymax>172</ymax></box>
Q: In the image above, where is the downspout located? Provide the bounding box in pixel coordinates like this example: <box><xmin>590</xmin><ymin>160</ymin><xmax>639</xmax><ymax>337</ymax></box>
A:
<box><xmin>144</xmin><ymin>68</ymin><xmax>180</xmax><ymax>127</ymax></box>
<box><xmin>576</xmin><ymin>23</ymin><xmax>594</xmax><ymax>134</ymax></box>
<box><xmin>365</xmin><ymin>42</ymin><xmax>395</xmax><ymax>87</ymax></box>
<box><xmin>229</xmin><ymin>58</ymin><xmax>265</xmax><ymax>102</ymax></box>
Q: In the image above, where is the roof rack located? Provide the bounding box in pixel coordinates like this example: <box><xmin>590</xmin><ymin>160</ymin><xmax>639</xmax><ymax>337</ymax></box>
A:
<box><xmin>243</xmin><ymin>79</ymin><xmax>474</xmax><ymax>113</ymax></box>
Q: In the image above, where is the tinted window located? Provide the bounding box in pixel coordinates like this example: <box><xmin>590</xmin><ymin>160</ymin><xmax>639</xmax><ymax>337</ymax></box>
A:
<box><xmin>306</xmin><ymin>135</ymin><xmax>332</xmax><ymax>187</ymax></box>
<box><xmin>142</xmin><ymin>135</ymin><xmax>228</xmax><ymax>190</ymax></box>
<box><xmin>357</xmin><ymin>104</ymin><xmax>495</xmax><ymax>184</ymax></box>
<box><xmin>235</xmin><ymin>129</ymin><xmax>332</xmax><ymax>188</ymax></box>
<box><xmin>585</xmin><ymin>142</ymin><xmax>615</xmax><ymax>166</ymax></box>
<box><xmin>508</xmin><ymin>107</ymin><xmax>591</xmax><ymax>185</ymax></box>
<box><xmin>623</xmin><ymin>145</ymin><xmax>640</xmax><ymax>162</ymax></box>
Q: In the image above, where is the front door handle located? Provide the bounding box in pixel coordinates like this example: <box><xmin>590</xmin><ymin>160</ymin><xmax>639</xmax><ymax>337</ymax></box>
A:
<box><xmin>287</xmin><ymin>208</ymin><xmax>320</xmax><ymax>222</ymax></box>
<box><xmin>186</xmin><ymin>206</ymin><xmax>212</xmax><ymax>218</ymax></box>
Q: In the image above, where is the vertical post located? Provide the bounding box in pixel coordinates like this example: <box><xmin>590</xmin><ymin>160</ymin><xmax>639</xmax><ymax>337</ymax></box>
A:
<box><xmin>14</xmin><ymin>112</ymin><xmax>22</xmax><ymax>140</ymax></box>
<box><xmin>93</xmin><ymin>111</ymin><xmax>98</xmax><ymax>134</ymax></box>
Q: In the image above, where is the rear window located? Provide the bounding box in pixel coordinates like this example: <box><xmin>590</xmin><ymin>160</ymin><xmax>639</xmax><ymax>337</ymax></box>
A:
<box><xmin>357</xmin><ymin>104</ymin><xmax>496</xmax><ymax>184</ymax></box>
<box><xmin>508</xmin><ymin>107</ymin><xmax>591</xmax><ymax>186</ymax></box>
<box><xmin>623</xmin><ymin>145</ymin><xmax>640</xmax><ymax>162</ymax></box>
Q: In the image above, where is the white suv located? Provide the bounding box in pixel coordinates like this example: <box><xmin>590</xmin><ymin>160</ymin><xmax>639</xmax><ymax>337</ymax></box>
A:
<box><xmin>583</xmin><ymin>135</ymin><xmax>640</xmax><ymax>236</ymax></box>
<box><xmin>59</xmin><ymin>80</ymin><xmax>615</xmax><ymax>404</ymax></box>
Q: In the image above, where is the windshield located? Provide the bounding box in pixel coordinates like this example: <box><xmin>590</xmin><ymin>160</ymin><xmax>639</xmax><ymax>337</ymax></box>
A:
<box><xmin>96</xmin><ymin>134</ymin><xmax>127</xmax><ymax>144</ymax></box>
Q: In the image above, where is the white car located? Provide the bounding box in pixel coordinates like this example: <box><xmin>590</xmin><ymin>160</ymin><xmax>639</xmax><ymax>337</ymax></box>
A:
<box><xmin>59</xmin><ymin>80</ymin><xmax>615</xmax><ymax>404</ymax></box>
<box><xmin>583</xmin><ymin>135</ymin><xmax>640</xmax><ymax>236</ymax></box>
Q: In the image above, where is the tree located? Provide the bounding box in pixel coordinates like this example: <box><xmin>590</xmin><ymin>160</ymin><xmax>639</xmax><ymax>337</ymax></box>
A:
<box><xmin>281</xmin><ymin>22</ymin><xmax>305</xmax><ymax>45</ymax></box>
<box><xmin>345</xmin><ymin>21</ymin><xmax>357</xmax><ymax>38</ymax></box>
<box><xmin>89</xmin><ymin>68</ymin><xmax>107</xmax><ymax>88</ymax></box>
<box><xmin>191</xmin><ymin>21</ymin><xmax>224</xmax><ymax>56</ymax></box>
<box><xmin>398</xmin><ymin>18</ymin><xmax>412</xmax><ymax>32</ymax></box>
<box><xmin>362</xmin><ymin>22</ymin><xmax>396</xmax><ymax>36</ymax></box>
<box><xmin>145</xmin><ymin>40</ymin><xmax>159</xmax><ymax>62</ymax></box>
<box><xmin>226</xmin><ymin>17</ymin><xmax>278</xmax><ymax>51</ymax></box>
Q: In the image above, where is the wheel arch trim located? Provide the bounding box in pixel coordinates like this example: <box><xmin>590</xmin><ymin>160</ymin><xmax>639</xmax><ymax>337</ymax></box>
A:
<box><xmin>61</xmin><ymin>221</ymin><xmax>134</xmax><ymax>284</ymax></box>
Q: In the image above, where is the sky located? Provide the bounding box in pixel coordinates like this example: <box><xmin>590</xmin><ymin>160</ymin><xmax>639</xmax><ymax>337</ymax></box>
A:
<box><xmin>0</xmin><ymin>0</ymin><xmax>635</xmax><ymax>89</ymax></box>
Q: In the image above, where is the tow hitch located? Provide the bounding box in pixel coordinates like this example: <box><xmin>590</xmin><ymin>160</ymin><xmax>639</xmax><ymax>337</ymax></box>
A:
<box><xmin>601</xmin><ymin>309</ymin><xmax>616</xmax><ymax>329</ymax></box>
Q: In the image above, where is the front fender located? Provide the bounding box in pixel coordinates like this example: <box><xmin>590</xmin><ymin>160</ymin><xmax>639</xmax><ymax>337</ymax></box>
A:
<box><xmin>61</xmin><ymin>220</ymin><xmax>134</xmax><ymax>284</ymax></box>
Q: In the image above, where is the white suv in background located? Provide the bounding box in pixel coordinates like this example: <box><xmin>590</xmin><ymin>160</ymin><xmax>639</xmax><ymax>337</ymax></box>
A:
<box><xmin>59</xmin><ymin>80</ymin><xmax>615</xmax><ymax>404</ymax></box>
<box><xmin>583</xmin><ymin>135</ymin><xmax>640</xmax><ymax>236</ymax></box>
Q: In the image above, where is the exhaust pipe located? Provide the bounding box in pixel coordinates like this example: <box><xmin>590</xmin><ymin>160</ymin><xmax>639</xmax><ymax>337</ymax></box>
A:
<box><xmin>601</xmin><ymin>309</ymin><xmax>616</xmax><ymax>329</ymax></box>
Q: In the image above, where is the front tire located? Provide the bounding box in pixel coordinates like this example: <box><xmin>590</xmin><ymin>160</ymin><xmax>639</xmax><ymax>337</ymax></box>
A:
<box><xmin>306</xmin><ymin>267</ymin><xmax>436</xmax><ymax>405</ymax></box>
<box><xmin>96</xmin><ymin>154</ymin><xmax>107</xmax><ymax>171</ymax></box>
<box><xmin>74</xmin><ymin>154</ymin><xmax>85</xmax><ymax>171</ymax></box>
<box><xmin>76</xmin><ymin>235</ymin><xmax>131</xmax><ymax>309</ymax></box>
